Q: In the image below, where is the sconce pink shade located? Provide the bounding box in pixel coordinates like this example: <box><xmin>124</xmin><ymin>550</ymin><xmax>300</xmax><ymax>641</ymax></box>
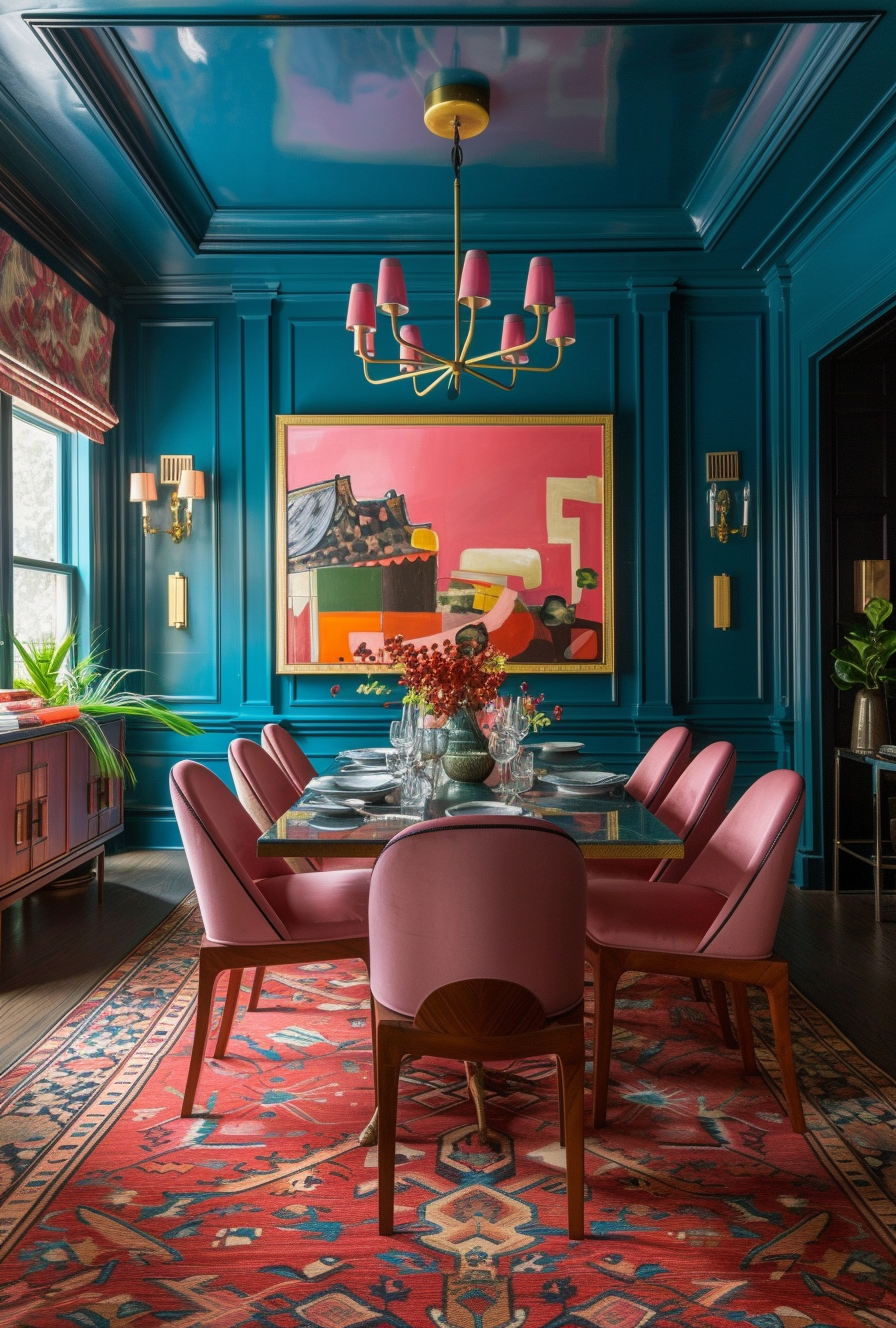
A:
<box><xmin>524</xmin><ymin>256</ymin><xmax>556</xmax><ymax>313</ymax></box>
<box><xmin>177</xmin><ymin>469</ymin><xmax>206</xmax><ymax>500</ymax></box>
<box><xmin>129</xmin><ymin>472</ymin><xmax>157</xmax><ymax>503</ymax></box>
<box><xmin>399</xmin><ymin>324</ymin><xmax>423</xmax><ymax>372</ymax></box>
<box><xmin>376</xmin><ymin>258</ymin><xmax>409</xmax><ymax>315</ymax></box>
<box><xmin>546</xmin><ymin>296</ymin><xmax>576</xmax><ymax>347</ymax></box>
<box><xmin>501</xmin><ymin>314</ymin><xmax>529</xmax><ymax>364</ymax></box>
<box><xmin>346</xmin><ymin>283</ymin><xmax>377</xmax><ymax>331</ymax></box>
<box><xmin>458</xmin><ymin>250</ymin><xmax>491</xmax><ymax>308</ymax></box>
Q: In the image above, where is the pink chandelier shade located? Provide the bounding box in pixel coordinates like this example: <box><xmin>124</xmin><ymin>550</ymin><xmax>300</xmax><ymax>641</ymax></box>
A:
<box><xmin>129</xmin><ymin>471</ymin><xmax>158</xmax><ymax>504</ymax></box>
<box><xmin>346</xmin><ymin>283</ymin><xmax>377</xmax><ymax>332</ymax></box>
<box><xmin>546</xmin><ymin>296</ymin><xmax>576</xmax><ymax>347</ymax></box>
<box><xmin>376</xmin><ymin>258</ymin><xmax>409</xmax><ymax>316</ymax></box>
<box><xmin>524</xmin><ymin>257</ymin><xmax>556</xmax><ymax>314</ymax></box>
<box><xmin>458</xmin><ymin>250</ymin><xmax>491</xmax><ymax>309</ymax></box>
<box><xmin>399</xmin><ymin>324</ymin><xmax>423</xmax><ymax>372</ymax></box>
<box><xmin>501</xmin><ymin>314</ymin><xmax>529</xmax><ymax>364</ymax></box>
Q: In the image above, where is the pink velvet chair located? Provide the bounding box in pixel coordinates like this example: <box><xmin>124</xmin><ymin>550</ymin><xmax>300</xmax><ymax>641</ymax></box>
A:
<box><xmin>170</xmin><ymin>760</ymin><xmax>371</xmax><ymax>1117</ymax></box>
<box><xmin>588</xmin><ymin>740</ymin><xmax>736</xmax><ymax>885</ymax></box>
<box><xmin>625</xmin><ymin>726</ymin><xmax>692</xmax><ymax>812</ymax></box>
<box><xmin>587</xmin><ymin>769</ymin><xmax>807</xmax><ymax>1133</ymax></box>
<box><xmin>262</xmin><ymin>723</ymin><xmax>317</xmax><ymax>795</ymax></box>
<box><xmin>369</xmin><ymin>816</ymin><xmax>588</xmax><ymax>1238</ymax></box>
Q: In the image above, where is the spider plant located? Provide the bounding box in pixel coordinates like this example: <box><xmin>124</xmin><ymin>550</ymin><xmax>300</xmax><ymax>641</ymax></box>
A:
<box><xmin>12</xmin><ymin>632</ymin><xmax>203</xmax><ymax>784</ymax></box>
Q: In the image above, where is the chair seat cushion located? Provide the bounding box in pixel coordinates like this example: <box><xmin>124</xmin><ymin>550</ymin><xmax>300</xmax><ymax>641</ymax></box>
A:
<box><xmin>257</xmin><ymin>869</ymin><xmax>371</xmax><ymax>941</ymax></box>
<box><xmin>587</xmin><ymin>878</ymin><xmax>726</xmax><ymax>953</ymax></box>
<box><xmin>586</xmin><ymin>858</ymin><xmax>659</xmax><ymax>883</ymax></box>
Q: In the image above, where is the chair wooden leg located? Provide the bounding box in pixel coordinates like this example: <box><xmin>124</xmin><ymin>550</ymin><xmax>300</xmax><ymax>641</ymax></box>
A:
<box><xmin>691</xmin><ymin>977</ymin><xmax>706</xmax><ymax>1002</ymax></box>
<box><xmin>213</xmin><ymin>969</ymin><xmax>244</xmax><ymax>1060</ymax></box>
<box><xmin>559</xmin><ymin>1036</ymin><xmax>585</xmax><ymax>1240</ymax></box>
<box><xmin>762</xmin><ymin>964</ymin><xmax>806</xmax><ymax>1134</ymax></box>
<box><xmin>376</xmin><ymin>1023</ymin><xmax>403</xmax><ymax>1237</ymax></box>
<box><xmin>709</xmin><ymin>980</ymin><xmax>737</xmax><ymax>1048</ymax></box>
<box><xmin>730</xmin><ymin>982</ymin><xmax>758</xmax><ymax>1074</ymax></box>
<box><xmin>96</xmin><ymin>848</ymin><xmax>105</xmax><ymax>902</ymax></box>
<box><xmin>589</xmin><ymin>945</ymin><xmax>626</xmax><ymax>1128</ymax></box>
<box><xmin>246</xmin><ymin>967</ymin><xmax>266</xmax><ymax>1011</ymax></box>
<box><xmin>182</xmin><ymin>954</ymin><xmax>222</xmax><ymax>1118</ymax></box>
<box><xmin>557</xmin><ymin>1054</ymin><xmax>566</xmax><ymax>1149</ymax></box>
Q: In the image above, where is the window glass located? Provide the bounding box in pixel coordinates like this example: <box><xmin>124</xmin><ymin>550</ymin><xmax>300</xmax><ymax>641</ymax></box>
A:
<box><xmin>12</xmin><ymin>415</ymin><xmax>58</xmax><ymax>561</ymax></box>
<box><xmin>12</xmin><ymin>566</ymin><xmax>70</xmax><ymax>674</ymax></box>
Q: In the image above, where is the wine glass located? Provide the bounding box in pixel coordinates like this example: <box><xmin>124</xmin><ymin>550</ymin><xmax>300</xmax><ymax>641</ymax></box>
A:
<box><xmin>488</xmin><ymin>727</ymin><xmax>520</xmax><ymax>795</ymax></box>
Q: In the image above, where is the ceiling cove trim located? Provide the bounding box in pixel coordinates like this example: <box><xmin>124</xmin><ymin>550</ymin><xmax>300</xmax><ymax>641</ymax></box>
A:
<box><xmin>31</xmin><ymin>24</ymin><xmax>215</xmax><ymax>252</ymax></box>
<box><xmin>685</xmin><ymin>16</ymin><xmax>873</xmax><ymax>247</ymax></box>
<box><xmin>27</xmin><ymin>11</ymin><xmax>883</xmax><ymax>27</ymax></box>
<box><xmin>201</xmin><ymin>207</ymin><xmax>702</xmax><ymax>254</ymax></box>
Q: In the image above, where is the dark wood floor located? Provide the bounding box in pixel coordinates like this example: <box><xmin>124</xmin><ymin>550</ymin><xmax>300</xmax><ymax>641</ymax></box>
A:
<box><xmin>0</xmin><ymin>850</ymin><xmax>193</xmax><ymax>1074</ymax></box>
<box><xmin>1</xmin><ymin>854</ymin><xmax>895</xmax><ymax>1082</ymax></box>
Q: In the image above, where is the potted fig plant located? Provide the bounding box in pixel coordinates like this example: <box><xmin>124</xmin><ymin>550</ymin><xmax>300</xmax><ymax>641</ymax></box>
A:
<box><xmin>830</xmin><ymin>597</ymin><xmax>896</xmax><ymax>754</ymax></box>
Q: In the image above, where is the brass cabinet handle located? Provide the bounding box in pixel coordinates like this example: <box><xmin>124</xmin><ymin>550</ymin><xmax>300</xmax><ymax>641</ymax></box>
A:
<box><xmin>15</xmin><ymin>805</ymin><xmax>29</xmax><ymax>846</ymax></box>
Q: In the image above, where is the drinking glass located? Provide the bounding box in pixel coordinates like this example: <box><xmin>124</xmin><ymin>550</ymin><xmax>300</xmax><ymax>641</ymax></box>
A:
<box><xmin>509</xmin><ymin>747</ymin><xmax>534</xmax><ymax>793</ymax></box>
<box><xmin>488</xmin><ymin>727</ymin><xmax>519</xmax><ymax>794</ymax></box>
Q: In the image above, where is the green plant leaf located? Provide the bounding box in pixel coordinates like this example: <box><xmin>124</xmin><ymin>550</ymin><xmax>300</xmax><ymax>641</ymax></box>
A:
<box><xmin>866</xmin><ymin>597</ymin><xmax>893</xmax><ymax>629</ymax></box>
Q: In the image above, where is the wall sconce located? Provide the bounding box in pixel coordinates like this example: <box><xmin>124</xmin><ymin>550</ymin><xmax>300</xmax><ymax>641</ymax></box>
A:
<box><xmin>168</xmin><ymin>572</ymin><xmax>188</xmax><ymax>629</ymax></box>
<box><xmin>713</xmin><ymin>574</ymin><xmax>731</xmax><ymax>630</ymax></box>
<box><xmin>130</xmin><ymin>454</ymin><xmax>205</xmax><ymax>544</ymax></box>
<box><xmin>854</xmin><ymin>560</ymin><xmax>890</xmax><ymax>613</ymax></box>
<box><xmin>707</xmin><ymin>452</ymin><xmax>750</xmax><ymax>543</ymax></box>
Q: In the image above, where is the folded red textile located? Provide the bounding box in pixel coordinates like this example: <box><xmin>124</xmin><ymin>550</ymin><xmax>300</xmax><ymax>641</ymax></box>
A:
<box><xmin>0</xmin><ymin>689</ymin><xmax>35</xmax><ymax>703</ymax></box>
<box><xmin>0</xmin><ymin>696</ymin><xmax>46</xmax><ymax>712</ymax></box>
<box><xmin>35</xmin><ymin>705</ymin><xmax>80</xmax><ymax>725</ymax></box>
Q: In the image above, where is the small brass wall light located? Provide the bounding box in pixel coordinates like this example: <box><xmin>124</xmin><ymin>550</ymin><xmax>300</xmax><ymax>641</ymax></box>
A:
<box><xmin>168</xmin><ymin>572</ymin><xmax>188</xmax><ymax>629</ymax></box>
<box><xmin>713</xmin><ymin>574</ymin><xmax>731</xmax><ymax>630</ymax></box>
<box><xmin>707</xmin><ymin>452</ymin><xmax>750</xmax><ymax>543</ymax></box>
<box><xmin>854</xmin><ymin>560</ymin><xmax>890</xmax><ymax>613</ymax></box>
<box><xmin>130</xmin><ymin>455</ymin><xmax>205</xmax><ymax>543</ymax></box>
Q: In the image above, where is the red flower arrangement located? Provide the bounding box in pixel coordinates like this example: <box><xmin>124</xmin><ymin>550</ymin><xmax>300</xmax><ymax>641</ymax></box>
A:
<box><xmin>375</xmin><ymin>635</ymin><xmax>507</xmax><ymax>721</ymax></box>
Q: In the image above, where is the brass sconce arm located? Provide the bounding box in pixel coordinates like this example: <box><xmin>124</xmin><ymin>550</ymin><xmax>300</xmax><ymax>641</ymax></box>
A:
<box><xmin>130</xmin><ymin>463</ymin><xmax>205</xmax><ymax>543</ymax></box>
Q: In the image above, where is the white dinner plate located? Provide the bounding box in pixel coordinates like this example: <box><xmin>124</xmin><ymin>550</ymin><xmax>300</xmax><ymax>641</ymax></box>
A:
<box><xmin>537</xmin><ymin>741</ymin><xmax>585</xmax><ymax>757</ymax></box>
<box><xmin>445</xmin><ymin>801</ymin><xmax>530</xmax><ymax>817</ymax></box>
<box><xmin>540</xmin><ymin>771</ymin><xmax>627</xmax><ymax>794</ymax></box>
<box><xmin>338</xmin><ymin>747</ymin><xmax>393</xmax><ymax>764</ymax></box>
<box><xmin>306</xmin><ymin>775</ymin><xmax>398</xmax><ymax>804</ymax></box>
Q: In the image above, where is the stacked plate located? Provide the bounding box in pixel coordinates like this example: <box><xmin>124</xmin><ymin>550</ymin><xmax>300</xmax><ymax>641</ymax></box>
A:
<box><xmin>539</xmin><ymin>770</ymin><xmax>627</xmax><ymax>795</ymax></box>
<box><xmin>446</xmin><ymin>801</ymin><xmax>531</xmax><ymax>817</ymax></box>
<box><xmin>306</xmin><ymin>772</ymin><xmax>399</xmax><ymax>804</ymax></box>
<box><xmin>536</xmin><ymin>741</ymin><xmax>584</xmax><ymax>759</ymax></box>
<box><xmin>338</xmin><ymin>747</ymin><xmax>392</xmax><ymax>766</ymax></box>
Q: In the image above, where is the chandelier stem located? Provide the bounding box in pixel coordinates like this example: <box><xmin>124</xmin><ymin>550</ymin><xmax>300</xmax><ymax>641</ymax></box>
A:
<box><xmin>452</xmin><ymin>118</ymin><xmax>462</xmax><ymax>395</ymax></box>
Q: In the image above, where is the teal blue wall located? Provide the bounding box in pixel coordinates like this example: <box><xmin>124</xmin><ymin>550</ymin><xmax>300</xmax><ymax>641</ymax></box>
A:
<box><xmin>118</xmin><ymin>267</ymin><xmax>793</xmax><ymax>852</ymax></box>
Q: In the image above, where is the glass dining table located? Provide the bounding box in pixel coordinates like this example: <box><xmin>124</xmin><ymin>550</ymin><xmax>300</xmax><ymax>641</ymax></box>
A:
<box><xmin>257</xmin><ymin>752</ymin><xmax>685</xmax><ymax>862</ymax></box>
<box><xmin>257</xmin><ymin>746</ymin><xmax>682</xmax><ymax>1144</ymax></box>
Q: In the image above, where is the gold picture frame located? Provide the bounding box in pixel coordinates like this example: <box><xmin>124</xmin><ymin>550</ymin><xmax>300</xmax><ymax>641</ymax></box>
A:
<box><xmin>276</xmin><ymin>414</ymin><xmax>614</xmax><ymax>674</ymax></box>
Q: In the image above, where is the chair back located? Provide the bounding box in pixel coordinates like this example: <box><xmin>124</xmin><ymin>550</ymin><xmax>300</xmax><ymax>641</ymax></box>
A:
<box><xmin>626</xmin><ymin>727</ymin><xmax>692</xmax><ymax>812</ymax></box>
<box><xmin>683</xmin><ymin>769</ymin><xmax>806</xmax><ymax>959</ymax></box>
<box><xmin>652</xmin><ymin>741</ymin><xmax>736</xmax><ymax>882</ymax></box>
<box><xmin>170</xmin><ymin>760</ymin><xmax>294</xmax><ymax>944</ymax></box>
<box><xmin>262</xmin><ymin>724</ymin><xmax>317</xmax><ymax>796</ymax></box>
<box><xmin>369</xmin><ymin>817</ymin><xmax>587</xmax><ymax>1019</ymax></box>
<box><xmin>229</xmin><ymin>737</ymin><xmax>298</xmax><ymax>831</ymax></box>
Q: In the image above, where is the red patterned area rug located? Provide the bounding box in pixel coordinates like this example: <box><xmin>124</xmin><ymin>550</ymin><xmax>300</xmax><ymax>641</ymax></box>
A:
<box><xmin>2</xmin><ymin>897</ymin><xmax>896</xmax><ymax>1327</ymax></box>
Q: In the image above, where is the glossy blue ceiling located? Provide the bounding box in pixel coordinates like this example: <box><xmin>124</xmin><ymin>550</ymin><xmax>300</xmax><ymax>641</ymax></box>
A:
<box><xmin>0</xmin><ymin>1</ymin><xmax>891</xmax><ymax>294</ymax></box>
<box><xmin>119</xmin><ymin>22</ymin><xmax>780</xmax><ymax>211</ymax></box>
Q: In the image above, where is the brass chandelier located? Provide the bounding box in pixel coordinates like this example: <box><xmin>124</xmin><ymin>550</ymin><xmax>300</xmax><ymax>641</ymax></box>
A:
<box><xmin>345</xmin><ymin>69</ymin><xmax>576</xmax><ymax>400</ymax></box>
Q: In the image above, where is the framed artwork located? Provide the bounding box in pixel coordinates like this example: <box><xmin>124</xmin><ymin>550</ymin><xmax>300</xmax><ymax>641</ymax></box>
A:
<box><xmin>275</xmin><ymin>414</ymin><xmax>613</xmax><ymax>674</ymax></box>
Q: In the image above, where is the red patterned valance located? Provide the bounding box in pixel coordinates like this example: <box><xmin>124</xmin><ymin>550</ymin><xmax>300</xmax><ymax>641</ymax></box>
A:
<box><xmin>0</xmin><ymin>231</ymin><xmax>117</xmax><ymax>442</ymax></box>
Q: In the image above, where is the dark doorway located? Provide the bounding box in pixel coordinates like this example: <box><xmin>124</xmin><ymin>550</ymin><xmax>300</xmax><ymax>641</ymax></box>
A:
<box><xmin>820</xmin><ymin>306</ymin><xmax>896</xmax><ymax>889</ymax></box>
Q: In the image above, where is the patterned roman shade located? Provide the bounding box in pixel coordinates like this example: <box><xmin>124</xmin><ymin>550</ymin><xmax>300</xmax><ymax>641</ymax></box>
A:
<box><xmin>0</xmin><ymin>231</ymin><xmax>117</xmax><ymax>442</ymax></box>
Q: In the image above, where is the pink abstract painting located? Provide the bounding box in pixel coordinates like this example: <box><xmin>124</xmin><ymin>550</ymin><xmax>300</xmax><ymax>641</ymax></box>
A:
<box><xmin>276</xmin><ymin>415</ymin><xmax>613</xmax><ymax>673</ymax></box>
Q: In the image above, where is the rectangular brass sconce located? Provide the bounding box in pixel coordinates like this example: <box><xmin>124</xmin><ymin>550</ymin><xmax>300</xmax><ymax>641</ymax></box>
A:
<box><xmin>854</xmin><ymin>560</ymin><xmax>890</xmax><ymax>613</ymax></box>
<box><xmin>168</xmin><ymin>572</ymin><xmax>188</xmax><ymax>629</ymax></box>
<box><xmin>714</xmin><ymin>574</ymin><xmax>731</xmax><ymax>630</ymax></box>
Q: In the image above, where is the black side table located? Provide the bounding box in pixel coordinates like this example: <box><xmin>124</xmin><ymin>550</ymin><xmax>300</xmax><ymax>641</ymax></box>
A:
<box><xmin>833</xmin><ymin>747</ymin><xmax>896</xmax><ymax>922</ymax></box>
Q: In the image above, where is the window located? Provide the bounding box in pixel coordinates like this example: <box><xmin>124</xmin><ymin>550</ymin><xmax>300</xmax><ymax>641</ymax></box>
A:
<box><xmin>0</xmin><ymin>397</ymin><xmax>86</xmax><ymax>686</ymax></box>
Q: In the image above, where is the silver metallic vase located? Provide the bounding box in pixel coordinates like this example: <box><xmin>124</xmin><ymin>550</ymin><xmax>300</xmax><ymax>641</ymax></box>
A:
<box><xmin>851</xmin><ymin>687</ymin><xmax>890</xmax><ymax>755</ymax></box>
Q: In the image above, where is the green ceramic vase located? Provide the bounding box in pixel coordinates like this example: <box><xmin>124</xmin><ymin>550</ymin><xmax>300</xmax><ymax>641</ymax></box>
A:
<box><xmin>441</xmin><ymin>705</ymin><xmax>494</xmax><ymax>783</ymax></box>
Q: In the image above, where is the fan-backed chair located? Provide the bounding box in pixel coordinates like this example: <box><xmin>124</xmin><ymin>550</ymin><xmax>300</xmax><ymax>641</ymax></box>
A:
<box><xmin>587</xmin><ymin>769</ymin><xmax>806</xmax><ymax>1133</ymax></box>
<box><xmin>369</xmin><ymin>816</ymin><xmax>588</xmax><ymax>1239</ymax></box>
<box><xmin>170</xmin><ymin>760</ymin><xmax>371</xmax><ymax>1116</ymax></box>
<box><xmin>262</xmin><ymin>723</ymin><xmax>317</xmax><ymax>795</ymax></box>
<box><xmin>625</xmin><ymin>726</ymin><xmax>692</xmax><ymax>813</ymax></box>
